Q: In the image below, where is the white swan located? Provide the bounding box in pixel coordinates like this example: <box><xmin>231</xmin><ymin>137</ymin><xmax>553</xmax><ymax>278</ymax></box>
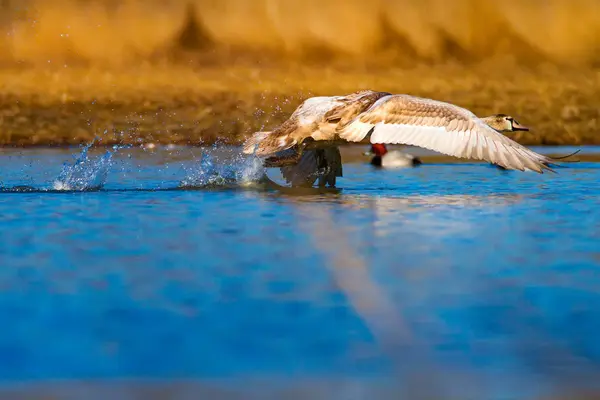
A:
<box><xmin>243</xmin><ymin>90</ymin><xmax>561</xmax><ymax>186</ymax></box>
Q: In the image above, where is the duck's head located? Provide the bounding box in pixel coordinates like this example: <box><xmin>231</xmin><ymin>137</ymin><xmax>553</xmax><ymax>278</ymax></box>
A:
<box><xmin>363</xmin><ymin>143</ymin><xmax>388</xmax><ymax>157</ymax></box>
<box><xmin>481</xmin><ymin>114</ymin><xmax>529</xmax><ymax>133</ymax></box>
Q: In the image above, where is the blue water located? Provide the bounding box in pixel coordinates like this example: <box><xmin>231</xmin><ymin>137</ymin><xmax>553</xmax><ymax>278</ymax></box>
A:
<box><xmin>0</xmin><ymin>145</ymin><xmax>599</xmax><ymax>400</ymax></box>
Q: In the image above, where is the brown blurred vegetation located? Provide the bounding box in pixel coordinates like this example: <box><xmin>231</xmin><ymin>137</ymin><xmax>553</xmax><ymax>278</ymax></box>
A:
<box><xmin>1</xmin><ymin>0</ymin><xmax>599</xmax><ymax>66</ymax></box>
<box><xmin>0</xmin><ymin>0</ymin><xmax>597</xmax><ymax>146</ymax></box>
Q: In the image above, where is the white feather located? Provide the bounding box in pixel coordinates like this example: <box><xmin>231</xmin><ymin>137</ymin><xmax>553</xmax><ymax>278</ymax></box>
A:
<box><xmin>342</xmin><ymin>118</ymin><xmax>551</xmax><ymax>172</ymax></box>
<box><xmin>248</xmin><ymin>92</ymin><xmax>554</xmax><ymax>174</ymax></box>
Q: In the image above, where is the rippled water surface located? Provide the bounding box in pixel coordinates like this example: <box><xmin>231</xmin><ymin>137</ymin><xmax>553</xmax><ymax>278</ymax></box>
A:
<box><xmin>0</xmin><ymin>145</ymin><xmax>599</xmax><ymax>400</ymax></box>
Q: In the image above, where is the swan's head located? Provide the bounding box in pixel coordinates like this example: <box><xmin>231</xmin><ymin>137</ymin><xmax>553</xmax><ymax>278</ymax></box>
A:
<box><xmin>481</xmin><ymin>114</ymin><xmax>529</xmax><ymax>133</ymax></box>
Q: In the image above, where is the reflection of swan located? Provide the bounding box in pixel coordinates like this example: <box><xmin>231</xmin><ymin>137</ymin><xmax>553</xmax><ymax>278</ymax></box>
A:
<box><xmin>269</xmin><ymin>190</ymin><xmax>523</xmax><ymax>208</ymax></box>
<box><xmin>259</xmin><ymin>174</ymin><xmax>341</xmax><ymax>195</ymax></box>
<box><xmin>363</xmin><ymin>194</ymin><xmax>523</xmax><ymax>239</ymax></box>
<box><xmin>362</xmin><ymin>193</ymin><xmax>524</xmax><ymax>208</ymax></box>
<box><xmin>276</xmin><ymin>193</ymin><xmax>523</xmax><ymax>242</ymax></box>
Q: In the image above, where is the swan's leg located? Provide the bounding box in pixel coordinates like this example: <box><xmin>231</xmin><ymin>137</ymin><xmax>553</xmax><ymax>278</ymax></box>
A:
<box><xmin>316</xmin><ymin>147</ymin><xmax>342</xmax><ymax>187</ymax></box>
<box><xmin>315</xmin><ymin>149</ymin><xmax>330</xmax><ymax>187</ymax></box>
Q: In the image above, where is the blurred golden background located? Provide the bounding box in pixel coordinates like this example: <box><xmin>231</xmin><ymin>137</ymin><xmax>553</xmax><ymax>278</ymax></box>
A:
<box><xmin>2</xmin><ymin>0</ymin><xmax>599</xmax><ymax>66</ymax></box>
<box><xmin>0</xmin><ymin>0</ymin><xmax>598</xmax><ymax>146</ymax></box>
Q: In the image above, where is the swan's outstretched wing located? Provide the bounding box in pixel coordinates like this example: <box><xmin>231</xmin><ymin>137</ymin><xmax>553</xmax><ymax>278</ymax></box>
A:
<box><xmin>243</xmin><ymin>96</ymin><xmax>343</xmax><ymax>156</ymax></box>
<box><xmin>338</xmin><ymin>95</ymin><xmax>555</xmax><ymax>173</ymax></box>
<box><xmin>243</xmin><ymin>91</ymin><xmax>390</xmax><ymax>157</ymax></box>
<box><xmin>280</xmin><ymin>147</ymin><xmax>342</xmax><ymax>187</ymax></box>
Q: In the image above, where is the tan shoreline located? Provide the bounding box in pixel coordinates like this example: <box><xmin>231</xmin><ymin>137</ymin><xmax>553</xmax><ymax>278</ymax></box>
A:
<box><xmin>0</xmin><ymin>65</ymin><xmax>597</xmax><ymax>147</ymax></box>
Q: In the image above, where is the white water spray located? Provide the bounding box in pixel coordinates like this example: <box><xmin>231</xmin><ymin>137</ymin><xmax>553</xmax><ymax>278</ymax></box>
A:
<box><xmin>52</xmin><ymin>142</ymin><xmax>123</xmax><ymax>191</ymax></box>
<box><xmin>179</xmin><ymin>145</ymin><xmax>265</xmax><ymax>188</ymax></box>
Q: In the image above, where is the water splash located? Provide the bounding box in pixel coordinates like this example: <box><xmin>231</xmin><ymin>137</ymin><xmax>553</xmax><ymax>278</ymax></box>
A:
<box><xmin>52</xmin><ymin>142</ymin><xmax>122</xmax><ymax>191</ymax></box>
<box><xmin>179</xmin><ymin>145</ymin><xmax>265</xmax><ymax>188</ymax></box>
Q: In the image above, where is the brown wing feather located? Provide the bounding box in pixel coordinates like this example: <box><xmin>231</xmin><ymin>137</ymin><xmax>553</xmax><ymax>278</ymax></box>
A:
<box><xmin>248</xmin><ymin>96</ymin><xmax>347</xmax><ymax>157</ymax></box>
<box><xmin>357</xmin><ymin>95</ymin><xmax>473</xmax><ymax>128</ymax></box>
<box><xmin>253</xmin><ymin>118</ymin><xmax>299</xmax><ymax>156</ymax></box>
<box><xmin>323</xmin><ymin>90</ymin><xmax>391</xmax><ymax>127</ymax></box>
<box><xmin>337</xmin><ymin>95</ymin><xmax>555</xmax><ymax>173</ymax></box>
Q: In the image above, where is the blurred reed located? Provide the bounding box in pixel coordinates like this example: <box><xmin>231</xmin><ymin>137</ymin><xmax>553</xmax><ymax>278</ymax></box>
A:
<box><xmin>0</xmin><ymin>0</ymin><xmax>598</xmax><ymax>66</ymax></box>
<box><xmin>0</xmin><ymin>0</ymin><xmax>597</xmax><ymax>146</ymax></box>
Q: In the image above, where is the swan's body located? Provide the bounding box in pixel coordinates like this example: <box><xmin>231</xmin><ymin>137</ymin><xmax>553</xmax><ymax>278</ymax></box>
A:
<box><xmin>243</xmin><ymin>90</ymin><xmax>558</xmax><ymax>186</ymax></box>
